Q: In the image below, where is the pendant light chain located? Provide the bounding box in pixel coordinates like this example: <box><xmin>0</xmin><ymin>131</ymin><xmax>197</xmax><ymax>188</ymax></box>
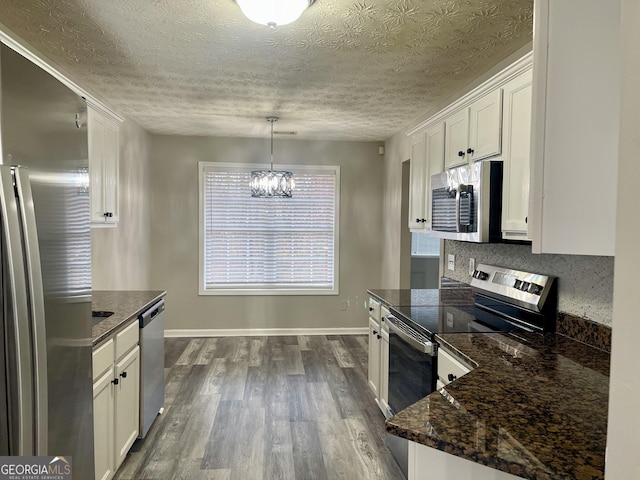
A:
<box><xmin>270</xmin><ymin>116</ymin><xmax>275</xmax><ymax>171</ymax></box>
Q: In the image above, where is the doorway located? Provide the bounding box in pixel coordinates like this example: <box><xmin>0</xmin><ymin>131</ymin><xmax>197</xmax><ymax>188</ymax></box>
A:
<box><xmin>401</xmin><ymin>160</ymin><xmax>441</xmax><ymax>289</ymax></box>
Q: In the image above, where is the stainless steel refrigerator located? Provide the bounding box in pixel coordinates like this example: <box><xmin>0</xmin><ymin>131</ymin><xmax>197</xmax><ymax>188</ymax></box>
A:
<box><xmin>0</xmin><ymin>43</ymin><xmax>94</xmax><ymax>477</ymax></box>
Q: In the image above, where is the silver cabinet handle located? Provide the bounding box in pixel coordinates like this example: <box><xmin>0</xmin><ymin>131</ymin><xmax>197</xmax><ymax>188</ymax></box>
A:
<box><xmin>14</xmin><ymin>167</ymin><xmax>48</xmax><ymax>455</ymax></box>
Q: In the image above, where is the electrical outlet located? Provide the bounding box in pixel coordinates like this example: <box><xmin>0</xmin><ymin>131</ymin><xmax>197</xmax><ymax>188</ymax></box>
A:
<box><xmin>340</xmin><ymin>300</ymin><xmax>348</xmax><ymax>311</ymax></box>
<box><xmin>469</xmin><ymin>258</ymin><xmax>476</xmax><ymax>275</ymax></box>
<box><xmin>447</xmin><ymin>254</ymin><xmax>455</xmax><ymax>271</ymax></box>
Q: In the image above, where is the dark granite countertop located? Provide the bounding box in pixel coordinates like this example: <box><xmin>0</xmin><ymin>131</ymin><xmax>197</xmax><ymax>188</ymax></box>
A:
<box><xmin>369</xmin><ymin>287</ymin><xmax>610</xmax><ymax>479</ymax></box>
<box><xmin>91</xmin><ymin>290</ymin><xmax>166</xmax><ymax>346</ymax></box>
<box><xmin>367</xmin><ymin>284</ymin><xmax>473</xmax><ymax>308</ymax></box>
<box><xmin>386</xmin><ymin>331</ymin><xmax>610</xmax><ymax>480</ymax></box>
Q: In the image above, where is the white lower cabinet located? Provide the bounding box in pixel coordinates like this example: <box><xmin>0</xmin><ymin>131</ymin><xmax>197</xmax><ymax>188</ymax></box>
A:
<box><xmin>93</xmin><ymin>369</ymin><xmax>114</xmax><ymax>480</ymax></box>
<box><xmin>93</xmin><ymin>320</ymin><xmax>140</xmax><ymax>480</ymax></box>
<box><xmin>378</xmin><ymin>314</ymin><xmax>390</xmax><ymax>416</ymax></box>
<box><xmin>437</xmin><ymin>347</ymin><xmax>472</xmax><ymax>389</ymax></box>
<box><xmin>408</xmin><ymin>441</ymin><xmax>523</xmax><ymax>480</ymax></box>
<box><xmin>367</xmin><ymin>299</ymin><xmax>391</xmax><ymax>417</ymax></box>
<box><xmin>368</xmin><ymin>317</ymin><xmax>381</xmax><ymax>397</ymax></box>
<box><xmin>114</xmin><ymin>347</ymin><xmax>140</xmax><ymax>467</ymax></box>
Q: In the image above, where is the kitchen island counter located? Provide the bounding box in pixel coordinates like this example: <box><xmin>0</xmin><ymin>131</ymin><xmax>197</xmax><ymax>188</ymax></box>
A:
<box><xmin>91</xmin><ymin>290</ymin><xmax>166</xmax><ymax>346</ymax></box>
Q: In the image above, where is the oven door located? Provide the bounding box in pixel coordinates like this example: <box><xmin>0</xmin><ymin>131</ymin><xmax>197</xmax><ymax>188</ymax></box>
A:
<box><xmin>386</xmin><ymin>316</ymin><xmax>437</xmax><ymax>416</ymax></box>
<box><xmin>385</xmin><ymin>315</ymin><xmax>437</xmax><ymax>479</ymax></box>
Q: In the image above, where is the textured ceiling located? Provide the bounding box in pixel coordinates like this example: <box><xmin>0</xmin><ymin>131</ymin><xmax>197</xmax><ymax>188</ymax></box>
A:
<box><xmin>0</xmin><ymin>0</ymin><xmax>533</xmax><ymax>140</ymax></box>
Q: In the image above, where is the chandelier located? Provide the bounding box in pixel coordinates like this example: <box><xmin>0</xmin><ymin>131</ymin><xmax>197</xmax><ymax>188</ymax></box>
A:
<box><xmin>236</xmin><ymin>0</ymin><xmax>315</xmax><ymax>28</ymax></box>
<box><xmin>250</xmin><ymin>117</ymin><xmax>294</xmax><ymax>198</ymax></box>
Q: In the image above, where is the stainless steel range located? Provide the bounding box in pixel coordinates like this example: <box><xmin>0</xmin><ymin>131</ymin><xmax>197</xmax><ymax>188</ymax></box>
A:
<box><xmin>382</xmin><ymin>264</ymin><xmax>557</xmax><ymax>478</ymax></box>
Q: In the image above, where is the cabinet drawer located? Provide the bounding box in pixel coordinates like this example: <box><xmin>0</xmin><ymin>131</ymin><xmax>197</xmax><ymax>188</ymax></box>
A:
<box><xmin>93</xmin><ymin>338</ymin><xmax>115</xmax><ymax>380</ymax></box>
<box><xmin>438</xmin><ymin>348</ymin><xmax>472</xmax><ymax>386</ymax></box>
<box><xmin>115</xmin><ymin>320</ymin><xmax>139</xmax><ymax>360</ymax></box>
<box><xmin>368</xmin><ymin>298</ymin><xmax>381</xmax><ymax>322</ymax></box>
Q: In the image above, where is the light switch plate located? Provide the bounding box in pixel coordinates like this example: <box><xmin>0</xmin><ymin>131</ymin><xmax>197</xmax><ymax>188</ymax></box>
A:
<box><xmin>447</xmin><ymin>254</ymin><xmax>455</xmax><ymax>271</ymax></box>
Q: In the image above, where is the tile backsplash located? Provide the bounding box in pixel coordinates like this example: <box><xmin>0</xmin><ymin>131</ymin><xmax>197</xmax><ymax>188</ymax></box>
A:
<box><xmin>444</xmin><ymin>241</ymin><xmax>614</xmax><ymax>326</ymax></box>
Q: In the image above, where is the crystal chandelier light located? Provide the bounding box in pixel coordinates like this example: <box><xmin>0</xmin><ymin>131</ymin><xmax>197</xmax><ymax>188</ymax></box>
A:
<box><xmin>236</xmin><ymin>0</ymin><xmax>315</xmax><ymax>28</ymax></box>
<box><xmin>250</xmin><ymin>117</ymin><xmax>294</xmax><ymax>198</ymax></box>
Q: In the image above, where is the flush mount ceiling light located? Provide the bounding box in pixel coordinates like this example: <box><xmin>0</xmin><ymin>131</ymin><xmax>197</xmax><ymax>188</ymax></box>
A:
<box><xmin>236</xmin><ymin>0</ymin><xmax>315</xmax><ymax>28</ymax></box>
<box><xmin>250</xmin><ymin>116</ymin><xmax>294</xmax><ymax>198</ymax></box>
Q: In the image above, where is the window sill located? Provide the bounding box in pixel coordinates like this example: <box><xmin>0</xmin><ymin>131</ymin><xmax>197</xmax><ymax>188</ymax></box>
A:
<box><xmin>199</xmin><ymin>288</ymin><xmax>339</xmax><ymax>296</ymax></box>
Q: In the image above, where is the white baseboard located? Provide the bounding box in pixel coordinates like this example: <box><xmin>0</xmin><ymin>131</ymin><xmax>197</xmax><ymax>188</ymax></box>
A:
<box><xmin>164</xmin><ymin>327</ymin><xmax>368</xmax><ymax>338</ymax></box>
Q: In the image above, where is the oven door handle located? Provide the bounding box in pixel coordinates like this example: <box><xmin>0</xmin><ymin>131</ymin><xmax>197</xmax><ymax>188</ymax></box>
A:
<box><xmin>385</xmin><ymin>316</ymin><xmax>436</xmax><ymax>356</ymax></box>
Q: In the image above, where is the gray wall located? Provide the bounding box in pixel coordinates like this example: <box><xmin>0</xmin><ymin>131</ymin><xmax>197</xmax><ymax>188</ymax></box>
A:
<box><xmin>149</xmin><ymin>135</ymin><xmax>383</xmax><ymax>331</ymax></box>
<box><xmin>444</xmin><ymin>242</ymin><xmax>614</xmax><ymax>325</ymax></box>
<box><xmin>92</xmin><ymin>119</ymin><xmax>151</xmax><ymax>290</ymax></box>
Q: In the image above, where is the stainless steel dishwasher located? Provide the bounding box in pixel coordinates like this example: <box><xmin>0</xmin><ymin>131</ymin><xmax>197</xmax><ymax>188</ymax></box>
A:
<box><xmin>138</xmin><ymin>299</ymin><xmax>165</xmax><ymax>438</ymax></box>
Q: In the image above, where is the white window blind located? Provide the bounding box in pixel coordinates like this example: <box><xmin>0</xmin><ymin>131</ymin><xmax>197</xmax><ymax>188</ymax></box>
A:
<box><xmin>200</xmin><ymin>163</ymin><xmax>339</xmax><ymax>295</ymax></box>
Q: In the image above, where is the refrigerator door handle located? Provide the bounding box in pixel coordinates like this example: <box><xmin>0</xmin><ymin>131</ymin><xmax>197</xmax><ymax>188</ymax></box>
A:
<box><xmin>14</xmin><ymin>167</ymin><xmax>48</xmax><ymax>455</ymax></box>
<box><xmin>0</xmin><ymin>166</ymin><xmax>34</xmax><ymax>455</ymax></box>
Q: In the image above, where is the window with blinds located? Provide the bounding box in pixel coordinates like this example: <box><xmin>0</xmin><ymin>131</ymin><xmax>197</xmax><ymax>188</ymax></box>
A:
<box><xmin>199</xmin><ymin>163</ymin><xmax>340</xmax><ymax>295</ymax></box>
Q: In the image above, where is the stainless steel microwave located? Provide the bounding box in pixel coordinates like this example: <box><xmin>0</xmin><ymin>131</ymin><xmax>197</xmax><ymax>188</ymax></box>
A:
<box><xmin>429</xmin><ymin>160</ymin><xmax>503</xmax><ymax>243</ymax></box>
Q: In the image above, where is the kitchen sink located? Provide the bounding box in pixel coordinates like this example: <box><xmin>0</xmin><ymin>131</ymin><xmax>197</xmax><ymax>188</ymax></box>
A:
<box><xmin>92</xmin><ymin>310</ymin><xmax>114</xmax><ymax>325</ymax></box>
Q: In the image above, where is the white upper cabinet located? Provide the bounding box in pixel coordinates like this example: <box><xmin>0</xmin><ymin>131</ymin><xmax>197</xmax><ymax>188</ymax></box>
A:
<box><xmin>468</xmin><ymin>89</ymin><xmax>503</xmax><ymax>162</ymax></box>
<box><xmin>408</xmin><ymin>132</ymin><xmax>428</xmax><ymax>231</ymax></box>
<box><xmin>425</xmin><ymin>122</ymin><xmax>445</xmax><ymax>227</ymax></box>
<box><xmin>408</xmin><ymin>123</ymin><xmax>445</xmax><ymax>232</ymax></box>
<box><xmin>444</xmin><ymin>109</ymin><xmax>469</xmax><ymax>169</ymax></box>
<box><xmin>529</xmin><ymin>0</ymin><xmax>620</xmax><ymax>256</ymax></box>
<box><xmin>501</xmin><ymin>68</ymin><xmax>533</xmax><ymax>241</ymax></box>
<box><xmin>88</xmin><ymin>103</ymin><xmax>121</xmax><ymax>227</ymax></box>
<box><xmin>444</xmin><ymin>89</ymin><xmax>502</xmax><ymax>169</ymax></box>
<box><xmin>406</xmin><ymin>53</ymin><xmax>532</xmax><ymax>240</ymax></box>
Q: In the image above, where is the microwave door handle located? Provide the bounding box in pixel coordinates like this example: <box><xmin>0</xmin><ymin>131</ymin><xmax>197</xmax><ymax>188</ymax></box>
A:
<box><xmin>455</xmin><ymin>188</ymin><xmax>461</xmax><ymax>233</ymax></box>
<box><xmin>458</xmin><ymin>184</ymin><xmax>474</xmax><ymax>232</ymax></box>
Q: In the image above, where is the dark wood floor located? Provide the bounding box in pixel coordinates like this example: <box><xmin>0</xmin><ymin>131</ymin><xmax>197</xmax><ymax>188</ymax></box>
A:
<box><xmin>114</xmin><ymin>335</ymin><xmax>404</xmax><ymax>480</ymax></box>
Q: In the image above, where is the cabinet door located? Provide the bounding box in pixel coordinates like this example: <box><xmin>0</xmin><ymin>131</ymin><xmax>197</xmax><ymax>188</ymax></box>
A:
<box><xmin>408</xmin><ymin>441</ymin><xmax>524</xmax><ymax>480</ymax></box>
<box><xmin>368</xmin><ymin>318</ymin><xmax>381</xmax><ymax>397</ymax></box>
<box><xmin>530</xmin><ymin>0</ymin><xmax>619</xmax><ymax>256</ymax></box>
<box><xmin>93</xmin><ymin>370</ymin><xmax>115</xmax><ymax>480</ymax></box>
<box><xmin>379</xmin><ymin>325</ymin><xmax>390</xmax><ymax>416</ymax></box>
<box><xmin>444</xmin><ymin>109</ymin><xmax>469</xmax><ymax>169</ymax></box>
<box><xmin>102</xmin><ymin>119</ymin><xmax>119</xmax><ymax>223</ymax></box>
<box><xmin>501</xmin><ymin>70</ymin><xmax>533</xmax><ymax>240</ymax></box>
<box><xmin>408</xmin><ymin>132</ymin><xmax>427</xmax><ymax>231</ymax></box>
<box><xmin>437</xmin><ymin>348</ymin><xmax>471</xmax><ymax>387</ymax></box>
<box><xmin>88</xmin><ymin>107</ymin><xmax>106</xmax><ymax>223</ymax></box>
<box><xmin>424</xmin><ymin>123</ymin><xmax>445</xmax><ymax>229</ymax></box>
<box><xmin>468</xmin><ymin>89</ymin><xmax>503</xmax><ymax>161</ymax></box>
<box><xmin>89</xmin><ymin>105</ymin><xmax>119</xmax><ymax>226</ymax></box>
<box><xmin>114</xmin><ymin>346</ymin><xmax>140</xmax><ymax>469</ymax></box>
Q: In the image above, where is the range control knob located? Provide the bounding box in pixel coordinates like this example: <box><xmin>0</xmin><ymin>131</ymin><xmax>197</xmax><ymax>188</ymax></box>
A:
<box><xmin>528</xmin><ymin>283</ymin><xmax>543</xmax><ymax>295</ymax></box>
<box><xmin>472</xmin><ymin>270</ymin><xmax>489</xmax><ymax>280</ymax></box>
